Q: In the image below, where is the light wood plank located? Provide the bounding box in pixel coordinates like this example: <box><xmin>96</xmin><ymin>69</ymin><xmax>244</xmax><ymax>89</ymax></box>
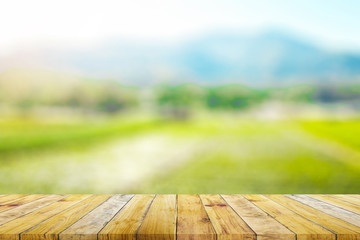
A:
<box><xmin>200</xmin><ymin>194</ymin><xmax>255</xmax><ymax>240</ymax></box>
<box><xmin>0</xmin><ymin>194</ymin><xmax>356</xmax><ymax>240</ymax></box>
<box><xmin>21</xmin><ymin>195</ymin><xmax>111</xmax><ymax>240</ymax></box>
<box><xmin>243</xmin><ymin>194</ymin><xmax>335</xmax><ymax>240</ymax></box>
<box><xmin>0</xmin><ymin>195</ymin><xmax>66</xmax><ymax>226</ymax></box>
<box><xmin>137</xmin><ymin>194</ymin><xmax>177</xmax><ymax>240</ymax></box>
<box><xmin>98</xmin><ymin>194</ymin><xmax>155</xmax><ymax>240</ymax></box>
<box><xmin>0</xmin><ymin>195</ymin><xmax>26</xmax><ymax>204</ymax></box>
<box><xmin>309</xmin><ymin>195</ymin><xmax>360</xmax><ymax>215</ymax></box>
<box><xmin>288</xmin><ymin>195</ymin><xmax>360</xmax><ymax>228</ymax></box>
<box><xmin>0</xmin><ymin>195</ymin><xmax>90</xmax><ymax>240</ymax></box>
<box><xmin>177</xmin><ymin>194</ymin><xmax>216</xmax><ymax>240</ymax></box>
<box><xmin>222</xmin><ymin>195</ymin><xmax>295</xmax><ymax>240</ymax></box>
<box><xmin>267</xmin><ymin>195</ymin><xmax>360</xmax><ymax>240</ymax></box>
<box><xmin>60</xmin><ymin>194</ymin><xmax>133</xmax><ymax>240</ymax></box>
<box><xmin>331</xmin><ymin>195</ymin><xmax>360</xmax><ymax>206</ymax></box>
<box><xmin>0</xmin><ymin>195</ymin><xmax>46</xmax><ymax>213</ymax></box>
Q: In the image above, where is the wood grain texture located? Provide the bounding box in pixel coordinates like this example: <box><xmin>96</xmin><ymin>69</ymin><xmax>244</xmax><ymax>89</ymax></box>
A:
<box><xmin>137</xmin><ymin>194</ymin><xmax>177</xmax><ymax>240</ymax></box>
<box><xmin>0</xmin><ymin>194</ymin><xmax>358</xmax><ymax>240</ymax></box>
<box><xmin>21</xmin><ymin>195</ymin><xmax>111</xmax><ymax>240</ymax></box>
<box><xmin>177</xmin><ymin>194</ymin><xmax>216</xmax><ymax>240</ymax></box>
<box><xmin>98</xmin><ymin>194</ymin><xmax>155</xmax><ymax>240</ymax></box>
<box><xmin>200</xmin><ymin>194</ymin><xmax>255</xmax><ymax>240</ymax></box>
<box><xmin>222</xmin><ymin>195</ymin><xmax>295</xmax><ymax>240</ymax></box>
<box><xmin>331</xmin><ymin>195</ymin><xmax>360</xmax><ymax>206</ymax></box>
<box><xmin>309</xmin><ymin>195</ymin><xmax>360</xmax><ymax>215</ymax></box>
<box><xmin>267</xmin><ymin>194</ymin><xmax>360</xmax><ymax>240</ymax></box>
<box><xmin>0</xmin><ymin>195</ymin><xmax>90</xmax><ymax>240</ymax></box>
<box><xmin>288</xmin><ymin>195</ymin><xmax>360</xmax><ymax>228</ymax></box>
<box><xmin>244</xmin><ymin>195</ymin><xmax>335</xmax><ymax>240</ymax></box>
<box><xmin>0</xmin><ymin>195</ymin><xmax>26</xmax><ymax>204</ymax></box>
<box><xmin>61</xmin><ymin>194</ymin><xmax>133</xmax><ymax>240</ymax></box>
<box><xmin>0</xmin><ymin>195</ymin><xmax>66</xmax><ymax>226</ymax></box>
<box><xmin>0</xmin><ymin>195</ymin><xmax>45</xmax><ymax>213</ymax></box>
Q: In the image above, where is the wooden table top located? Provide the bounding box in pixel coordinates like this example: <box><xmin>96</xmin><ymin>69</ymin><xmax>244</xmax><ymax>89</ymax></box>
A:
<box><xmin>0</xmin><ymin>194</ymin><xmax>359</xmax><ymax>240</ymax></box>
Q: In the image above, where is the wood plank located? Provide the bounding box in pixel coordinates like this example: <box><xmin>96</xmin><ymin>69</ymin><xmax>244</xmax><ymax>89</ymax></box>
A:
<box><xmin>243</xmin><ymin>194</ymin><xmax>335</xmax><ymax>240</ymax></box>
<box><xmin>0</xmin><ymin>194</ymin><xmax>357</xmax><ymax>240</ymax></box>
<box><xmin>21</xmin><ymin>194</ymin><xmax>111</xmax><ymax>240</ymax></box>
<box><xmin>177</xmin><ymin>194</ymin><xmax>216</xmax><ymax>240</ymax></box>
<box><xmin>309</xmin><ymin>195</ymin><xmax>360</xmax><ymax>215</ymax></box>
<box><xmin>331</xmin><ymin>195</ymin><xmax>360</xmax><ymax>206</ymax></box>
<box><xmin>98</xmin><ymin>194</ymin><xmax>155</xmax><ymax>240</ymax></box>
<box><xmin>0</xmin><ymin>195</ymin><xmax>66</xmax><ymax>226</ymax></box>
<box><xmin>0</xmin><ymin>195</ymin><xmax>26</xmax><ymax>204</ymax></box>
<box><xmin>200</xmin><ymin>194</ymin><xmax>255</xmax><ymax>240</ymax></box>
<box><xmin>0</xmin><ymin>195</ymin><xmax>90</xmax><ymax>240</ymax></box>
<box><xmin>60</xmin><ymin>194</ymin><xmax>133</xmax><ymax>240</ymax></box>
<box><xmin>137</xmin><ymin>194</ymin><xmax>177</xmax><ymax>240</ymax></box>
<box><xmin>222</xmin><ymin>195</ymin><xmax>295</xmax><ymax>240</ymax></box>
<box><xmin>288</xmin><ymin>195</ymin><xmax>360</xmax><ymax>228</ymax></box>
<box><xmin>267</xmin><ymin>195</ymin><xmax>360</xmax><ymax>240</ymax></box>
<box><xmin>0</xmin><ymin>195</ymin><xmax>46</xmax><ymax>213</ymax></box>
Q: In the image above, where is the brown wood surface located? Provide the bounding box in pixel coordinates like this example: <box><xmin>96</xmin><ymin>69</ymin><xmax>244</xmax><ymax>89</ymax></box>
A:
<box><xmin>177</xmin><ymin>195</ymin><xmax>216</xmax><ymax>240</ymax></box>
<box><xmin>61</xmin><ymin>194</ymin><xmax>133</xmax><ymax>240</ymax></box>
<box><xmin>98</xmin><ymin>194</ymin><xmax>154</xmax><ymax>240</ymax></box>
<box><xmin>0</xmin><ymin>195</ymin><xmax>90</xmax><ymax>240</ymax></box>
<box><xmin>0</xmin><ymin>195</ymin><xmax>358</xmax><ymax>240</ymax></box>
<box><xmin>137</xmin><ymin>194</ymin><xmax>177</xmax><ymax>240</ymax></box>
<box><xmin>288</xmin><ymin>195</ymin><xmax>360</xmax><ymax>228</ymax></box>
<box><xmin>243</xmin><ymin>194</ymin><xmax>335</xmax><ymax>240</ymax></box>
<box><xmin>21</xmin><ymin>195</ymin><xmax>111</xmax><ymax>240</ymax></box>
<box><xmin>200</xmin><ymin>194</ymin><xmax>255</xmax><ymax>240</ymax></box>
<box><xmin>222</xmin><ymin>195</ymin><xmax>295</xmax><ymax>240</ymax></box>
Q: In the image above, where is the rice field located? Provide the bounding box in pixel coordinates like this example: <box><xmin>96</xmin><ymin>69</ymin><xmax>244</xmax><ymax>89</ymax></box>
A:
<box><xmin>0</xmin><ymin>114</ymin><xmax>359</xmax><ymax>193</ymax></box>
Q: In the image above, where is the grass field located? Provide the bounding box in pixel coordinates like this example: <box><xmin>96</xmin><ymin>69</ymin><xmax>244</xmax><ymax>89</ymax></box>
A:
<box><xmin>0</xmin><ymin>114</ymin><xmax>359</xmax><ymax>193</ymax></box>
<box><xmin>133</xmin><ymin>117</ymin><xmax>360</xmax><ymax>193</ymax></box>
<box><xmin>0</xmin><ymin>115</ymin><xmax>162</xmax><ymax>155</ymax></box>
<box><xmin>301</xmin><ymin>120</ymin><xmax>360</xmax><ymax>150</ymax></box>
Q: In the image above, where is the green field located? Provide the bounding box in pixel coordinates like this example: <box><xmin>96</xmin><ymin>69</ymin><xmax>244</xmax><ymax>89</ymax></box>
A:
<box><xmin>0</xmin><ymin>114</ymin><xmax>359</xmax><ymax>193</ymax></box>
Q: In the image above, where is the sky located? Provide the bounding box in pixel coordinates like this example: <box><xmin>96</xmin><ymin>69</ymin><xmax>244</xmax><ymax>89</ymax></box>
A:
<box><xmin>1</xmin><ymin>0</ymin><xmax>360</xmax><ymax>54</ymax></box>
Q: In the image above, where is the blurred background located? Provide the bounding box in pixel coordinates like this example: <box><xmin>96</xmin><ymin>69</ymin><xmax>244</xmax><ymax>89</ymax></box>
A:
<box><xmin>0</xmin><ymin>0</ymin><xmax>359</xmax><ymax>193</ymax></box>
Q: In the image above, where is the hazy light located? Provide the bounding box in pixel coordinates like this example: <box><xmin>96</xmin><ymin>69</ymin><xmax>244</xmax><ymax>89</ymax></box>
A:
<box><xmin>0</xmin><ymin>0</ymin><xmax>360</xmax><ymax>54</ymax></box>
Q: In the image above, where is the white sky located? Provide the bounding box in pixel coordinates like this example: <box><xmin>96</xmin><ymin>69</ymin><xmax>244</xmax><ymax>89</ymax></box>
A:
<box><xmin>1</xmin><ymin>0</ymin><xmax>360</xmax><ymax>54</ymax></box>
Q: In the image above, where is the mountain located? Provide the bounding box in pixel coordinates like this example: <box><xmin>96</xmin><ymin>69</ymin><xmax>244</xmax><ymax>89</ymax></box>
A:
<box><xmin>1</xmin><ymin>31</ymin><xmax>360</xmax><ymax>85</ymax></box>
<box><xmin>172</xmin><ymin>31</ymin><xmax>360</xmax><ymax>84</ymax></box>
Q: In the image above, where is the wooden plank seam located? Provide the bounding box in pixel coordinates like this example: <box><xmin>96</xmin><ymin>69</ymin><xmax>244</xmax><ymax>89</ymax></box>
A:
<box><xmin>0</xmin><ymin>195</ymin><xmax>358</xmax><ymax>240</ymax></box>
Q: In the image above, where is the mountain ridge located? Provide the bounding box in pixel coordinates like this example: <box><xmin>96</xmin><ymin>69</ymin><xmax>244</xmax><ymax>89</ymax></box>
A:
<box><xmin>1</xmin><ymin>30</ymin><xmax>360</xmax><ymax>86</ymax></box>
